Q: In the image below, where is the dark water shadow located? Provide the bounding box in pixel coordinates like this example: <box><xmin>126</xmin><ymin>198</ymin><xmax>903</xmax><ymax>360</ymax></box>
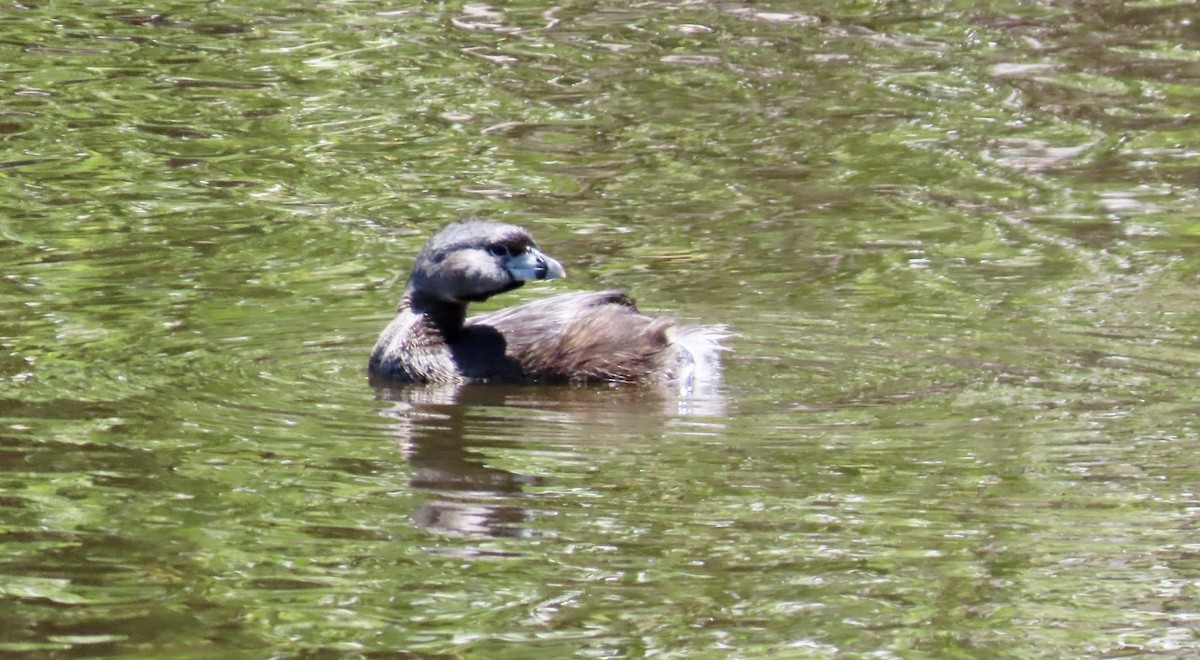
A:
<box><xmin>372</xmin><ymin>380</ymin><xmax>726</xmax><ymax>539</ymax></box>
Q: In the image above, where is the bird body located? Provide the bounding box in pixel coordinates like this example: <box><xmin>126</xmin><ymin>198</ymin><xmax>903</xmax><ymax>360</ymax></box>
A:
<box><xmin>369</xmin><ymin>220</ymin><xmax>725</xmax><ymax>387</ymax></box>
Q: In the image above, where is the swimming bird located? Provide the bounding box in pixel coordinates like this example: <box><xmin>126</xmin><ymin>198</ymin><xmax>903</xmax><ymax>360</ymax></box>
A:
<box><xmin>369</xmin><ymin>219</ymin><xmax>725</xmax><ymax>387</ymax></box>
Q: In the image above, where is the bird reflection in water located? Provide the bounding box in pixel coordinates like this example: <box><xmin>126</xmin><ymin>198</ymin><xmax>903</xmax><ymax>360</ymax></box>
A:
<box><xmin>374</xmin><ymin>383</ymin><xmax>538</xmax><ymax>539</ymax></box>
<box><xmin>372</xmin><ymin>379</ymin><xmax>726</xmax><ymax>539</ymax></box>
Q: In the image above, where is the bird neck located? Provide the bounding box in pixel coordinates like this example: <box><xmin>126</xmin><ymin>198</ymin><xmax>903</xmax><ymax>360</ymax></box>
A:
<box><xmin>402</xmin><ymin>287</ymin><xmax>468</xmax><ymax>339</ymax></box>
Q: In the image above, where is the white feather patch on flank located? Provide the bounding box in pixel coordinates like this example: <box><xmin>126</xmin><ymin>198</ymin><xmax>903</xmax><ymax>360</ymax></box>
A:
<box><xmin>669</xmin><ymin>324</ymin><xmax>730</xmax><ymax>394</ymax></box>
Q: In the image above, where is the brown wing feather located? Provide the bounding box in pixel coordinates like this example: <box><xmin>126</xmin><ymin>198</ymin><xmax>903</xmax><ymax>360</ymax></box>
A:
<box><xmin>463</xmin><ymin>290</ymin><xmax>676</xmax><ymax>383</ymax></box>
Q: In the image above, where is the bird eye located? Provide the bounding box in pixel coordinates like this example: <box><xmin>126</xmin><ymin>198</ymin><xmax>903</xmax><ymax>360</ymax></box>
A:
<box><xmin>487</xmin><ymin>244</ymin><xmax>510</xmax><ymax>257</ymax></box>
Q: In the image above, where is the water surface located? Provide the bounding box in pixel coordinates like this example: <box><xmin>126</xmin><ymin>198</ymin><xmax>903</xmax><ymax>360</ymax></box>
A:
<box><xmin>2</xmin><ymin>1</ymin><xmax>1199</xmax><ymax>656</ymax></box>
